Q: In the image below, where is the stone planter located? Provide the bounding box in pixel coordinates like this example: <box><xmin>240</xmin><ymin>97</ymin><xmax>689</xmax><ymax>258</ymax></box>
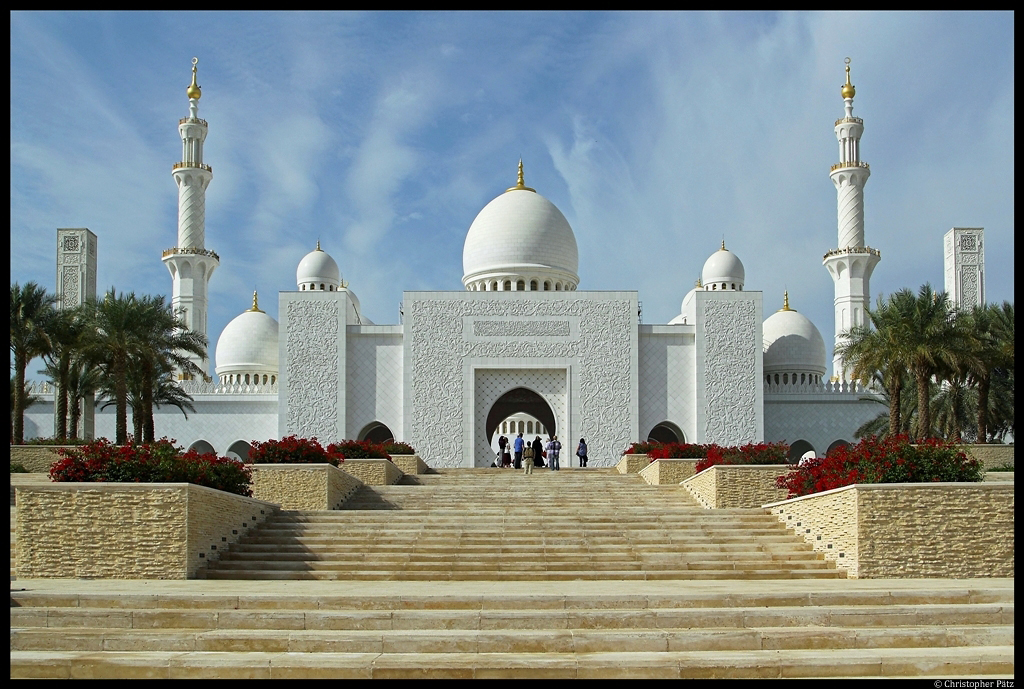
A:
<box><xmin>765</xmin><ymin>482</ymin><xmax>1014</xmax><ymax>579</ymax></box>
<box><xmin>615</xmin><ymin>454</ymin><xmax>650</xmax><ymax>474</ymax></box>
<box><xmin>10</xmin><ymin>446</ymin><xmax>67</xmax><ymax>473</ymax></box>
<box><xmin>682</xmin><ymin>464</ymin><xmax>794</xmax><ymax>509</ymax></box>
<box><xmin>15</xmin><ymin>482</ymin><xmax>277</xmax><ymax>579</ymax></box>
<box><xmin>638</xmin><ymin>458</ymin><xmax>702</xmax><ymax>485</ymax></box>
<box><xmin>340</xmin><ymin>458</ymin><xmax>404</xmax><ymax>485</ymax></box>
<box><xmin>389</xmin><ymin>454</ymin><xmax>429</xmax><ymax>475</ymax></box>
<box><xmin>249</xmin><ymin>463</ymin><xmax>362</xmax><ymax>510</ymax></box>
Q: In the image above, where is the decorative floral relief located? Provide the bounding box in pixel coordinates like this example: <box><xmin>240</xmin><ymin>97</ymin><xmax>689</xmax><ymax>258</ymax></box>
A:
<box><xmin>285</xmin><ymin>300</ymin><xmax>340</xmax><ymax>441</ymax></box>
<box><xmin>62</xmin><ymin>235</ymin><xmax>80</xmax><ymax>252</ymax></box>
<box><xmin>473</xmin><ymin>320</ymin><xmax>570</xmax><ymax>337</ymax></box>
<box><xmin>959</xmin><ymin>234</ymin><xmax>977</xmax><ymax>252</ymax></box>
<box><xmin>61</xmin><ymin>268</ymin><xmax>80</xmax><ymax>307</ymax></box>
<box><xmin>961</xmin><ymin>269</ymin><xmax>980</xmax><ymax>307</ymax></box>
<box><xmin>408</xmin><ymin>297</ymin><xmax>633</xmax><ymax>468</ymax></box>
<box><xmin>702</xmin><ymin>299</ymin><xmax>757</xmax><ymax>445</ymax></box>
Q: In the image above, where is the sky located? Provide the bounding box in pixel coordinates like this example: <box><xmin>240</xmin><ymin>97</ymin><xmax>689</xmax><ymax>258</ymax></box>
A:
<box><xmin>11</xmin><ymin>11</ymin><xmax>1014</xmax><ymax>382</ymax></box>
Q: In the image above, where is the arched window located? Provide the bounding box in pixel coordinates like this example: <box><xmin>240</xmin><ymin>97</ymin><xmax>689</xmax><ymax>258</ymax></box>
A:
<box><xmin>301</xmin><ymin>285</ymin><xmax>305</xmax><ymax>291</ymax></box>
<box><xmin>774</xmin><ymin>374</ymin><xmax>779</xmax><ymax>385</ymax></box>
<box><xmin>731</xmin><ymin>283</ymin><xmax>736</xmax><ymax>289</ymax></box>
<box><xmin>330</xmin><ymin>285</ymin><xmax>334</xmax><ymax>291</ymax></box>
<box><xmin>503</xmin><ymin>280</ymin><xmax>511</xmax><ymax>291</ymax></box>
<box><xmin>530</xmin><ymin>280</ymin><xmax>538</xmax><ymax>291</ymax></box>
<box><xmin>527</xmin><ymin>421</ymin><xmax>533</xmax><ymax>433</ymax></box>
<box><xmin>783</xmin><ymin>373</ymin><xmax>789</xmax><ymax>385</ymax></box>
<box><xmin>555</xmin><ymin>283</ymin><xmax>562</xmax><ymax>291</ymax></box>
<box><xmin>320</xmin><ymin>284</ymin><xmax>325</xmax><ymax>290</ymax></box>
<box><xmin>517</xmin><ymin>280</ymin><xmax>525</xmax><ymax>291</ymax></box>
<box><xmin>491</xmin><ymin>281</ymin><xmax>498</xmax><ymax>291</ymax></box>
<box><xmin>544</xmin><ymin>281</ymin><xmax>551</xmax><ymax>291</ymax></box>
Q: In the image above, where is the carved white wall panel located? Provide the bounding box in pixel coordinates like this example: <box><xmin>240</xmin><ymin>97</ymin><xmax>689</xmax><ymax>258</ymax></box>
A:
<box><xmin>404</xmin><ymin>292</ymin><xmax>637</xmax><ymax>468</ymax></box>
<box><xmin>347</xmin><ymin>331</ymin><xmax>404</xmax><ymax>442</ymax></box>
<box><xmin>283</xmin><ymin>298</ymin><xmax>341</xmax><ymax>442</ymax></box>
<box><xmin>697</xmin><ymin>293</ymin><xmax>762</xmax><ymax>445</ymax></box>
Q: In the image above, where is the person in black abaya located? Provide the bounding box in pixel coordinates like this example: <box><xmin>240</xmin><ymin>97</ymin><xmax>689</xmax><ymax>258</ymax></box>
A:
<box><xmin>532</xmin><ymin>436</ymin><xmax>545</xmax><ymax>467</ymax></box>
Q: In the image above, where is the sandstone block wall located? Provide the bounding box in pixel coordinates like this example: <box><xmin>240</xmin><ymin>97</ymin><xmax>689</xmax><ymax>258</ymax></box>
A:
<box><xmin>15</xmin><ymin>483</ymin><xmax>277</xmax><ymax>579</ymax></box>
<box><xmin>390</xmin><ymin>455</ymin><xmax>429</xmax><ymax>475</ymax></box>
<box><xmin>767</xmin><ymin>483</ymin><xmax>1014</xmax><ymax>579</ymax></box>
<box><xmin>10</xmin><ymin>446</ymin><xmax>64</xmax><ymax>473</ymax></box>
<box><xmin>615</xmin><ymin>454</ymin><xmax>649</xmax><ymax>474</ymax></box>
<box><xmin>341</xmin><ymin>459</ymin><xmax>404</xmax><ymax>485</ymax></box>
<box><xmin>682</xmin><ymin>465</ymin><xmax>792</xmax><ymax>508</ymax></box>
<box><xmin>250</xmin><ymin>464</ymin><xmax>363</xmax><ymax>510</ymax></box>
<box><xmin>638</xmin><ymin>459</ymin><xmax>701</xmax><ymax>485</ymax></box>
<box><xmin>960</xmin><ymin>444</ymin><xmax>1014</xmax><ymax>470</ymax></box>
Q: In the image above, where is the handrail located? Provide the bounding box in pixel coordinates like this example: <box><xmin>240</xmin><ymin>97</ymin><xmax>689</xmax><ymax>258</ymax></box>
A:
<box><xmin>162</xmin><ymin>247</ymin><xmax>220</xmax><ymax>261</ymax></box>
<box><xmin>830</xmin><ymin>161</ymin><xmax>869</xmax><ymax>173</ymax></box>
<box><xmin>823</xmin><ymin>246</ymin><xmax>881</xmax><ymax>260</ymax></box>
<box><xmin>172</xmin><ymin>162</ymin><xmax>212</xmax><ymax>173</ymax></box>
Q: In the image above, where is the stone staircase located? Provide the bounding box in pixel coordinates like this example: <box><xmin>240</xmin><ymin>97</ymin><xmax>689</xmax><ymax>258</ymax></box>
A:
<box><xmin>200</xmin><ymin>468</ymin><xmax>843</xmax><ymax>581</ymax></box>
<box><xmin>10</xmin><ymin>468</ymin><xmax>1015</xmax><ymax>677</ymax></box>
<box><xmin>9</xmin><ymin>580</ymin><xmax>1015</xmax><ymax>678</ymax></box>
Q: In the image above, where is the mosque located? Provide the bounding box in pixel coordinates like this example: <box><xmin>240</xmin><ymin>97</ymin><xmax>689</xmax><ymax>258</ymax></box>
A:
<box><xmin>34</xmin><ymin>58</ymin><xmax>949</xmax><ymax>469</ymax></box>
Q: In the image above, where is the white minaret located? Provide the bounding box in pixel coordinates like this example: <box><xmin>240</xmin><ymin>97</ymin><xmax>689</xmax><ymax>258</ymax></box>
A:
<box><xmin>823</xmin><ymin>59</ymin><xmax>880</xmax><ymax>382</ymax></box>
<box><xmin>161</xmin><ymin>57</ymin><xmax>218</xmax><ymax>379</ymax></box>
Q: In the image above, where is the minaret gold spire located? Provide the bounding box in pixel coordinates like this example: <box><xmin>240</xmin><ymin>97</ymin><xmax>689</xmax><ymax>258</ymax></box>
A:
<box><xmin>505</xmin><ymin>159</ymin><xmax>536</xmax><ymax>193</ymax></box>
<box><xmin>248</xmin><ymin>290</ymin><xmax>264</xmax><ymax>313</ymax></box>
<box><xmin>187</xmin><ymin>57</ymin><xmax>202</xmax><ymax>100</ymax></box>
<box><xmin>841</xmin><ymin>57</ymin><xmax>855</xmax><ymax>100</ymax></box>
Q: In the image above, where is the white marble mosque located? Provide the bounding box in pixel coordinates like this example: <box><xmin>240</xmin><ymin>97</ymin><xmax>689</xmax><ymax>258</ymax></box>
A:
<box><xmin>29</xmin><ymin>58</ymin><xmax>970</xmax><ymax>469</ymax></box>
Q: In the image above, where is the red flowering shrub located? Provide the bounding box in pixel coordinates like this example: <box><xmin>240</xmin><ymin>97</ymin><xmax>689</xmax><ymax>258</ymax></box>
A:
<box><xmin>647</xmin><ymin>442</ymin><xmax>713</xmax><ymax>462</ymax></box>
<box><xmin>623</xmin><ymin>442</ymin><xmax>659</xmax><ymax>456</ymax></box>
<box><xmin>380</xmin><ymin>441</ymin><xmax>415</xmax><ymax>455</ymax></box>
<box><xmin>49</xmin><ymin>437</ymin><xmax>252</xmax><ymax>497</ymax></box>
<box><xmin>775</xmin><ymin>435</ymin><xmax>983</xmax><ymax>499</ymax></box>
<box><xmin>694</xmin><ymin>442</ymin><xmax>790</xmax><ymax>473</ymax></box>
<box><xmin>326</xmin><ymin>440</ymin><xmax>391</xmax><ymax>461</ymax></box>
<box><xmin>249</xmin><ymin>435</ymin><xmax>343</xmax><ymax>466</ymax></box>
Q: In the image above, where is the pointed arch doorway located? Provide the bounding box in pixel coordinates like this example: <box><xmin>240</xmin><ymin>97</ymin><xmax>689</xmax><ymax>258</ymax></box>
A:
<box><xmin>472</xmin><ymin>368</ymin><xmax>567</xmax><ymax>467</ymax></box>
<box><xmin>486</xmin><ymin>387</ymin><xmax>557</xmax><ymax>461</ymax></box>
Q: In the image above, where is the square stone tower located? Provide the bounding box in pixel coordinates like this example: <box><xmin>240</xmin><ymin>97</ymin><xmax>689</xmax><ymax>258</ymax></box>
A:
<box><xmin>56</xmin><ymin>228</ymin><xmax>98</xmax><ymax>439</ymax></box>
<box><xmin>943</xmin><ymin>227</ymin><xmax>985</xmax><ymax>310</ymax></box>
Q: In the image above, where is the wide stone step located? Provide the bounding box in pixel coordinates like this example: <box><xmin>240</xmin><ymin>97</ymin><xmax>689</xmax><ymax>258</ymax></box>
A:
<box><xmin>15</xmin><ymin>602</ymin><xmax>1005</xmax><ymax>631</ymax></box>
<box><xmin>11</xmin><ymin>624</ymin><xmax>1014</xmax><ymax>654</ymax></box>
<box><xmin>9</xmin><ymin>645</ymin><xmax>1015</xmax><ymax>678</ymax></box>
<box><xmin>198</xmin><ymin>570</ymin><xmax>848</xmax><ymax>581</ymax></box>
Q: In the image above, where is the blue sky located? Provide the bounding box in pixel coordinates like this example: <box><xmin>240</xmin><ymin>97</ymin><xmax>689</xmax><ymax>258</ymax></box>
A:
<box><xmin>11</xmin><ymin>11</ymin><xmax>1014</xmax><ymax>381</ymax></box>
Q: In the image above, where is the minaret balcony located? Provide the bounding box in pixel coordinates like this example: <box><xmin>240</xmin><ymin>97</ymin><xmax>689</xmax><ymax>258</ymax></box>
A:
<box><xmin>173</xmin><ymin>162</ymin><xmax>212</xmax><ymax>173</ymax></box>
<box><xmin>179</xmin><ymin>117</ymin><xmax>208</xmax><ymax>127</ymax></box>
<box><xmin>834</xmin><ymin>116</ymin><xmax>863</xmax><ymax>126</ymax></box>
<box><xmin>830</xmin><ymin>161</ymin><xmax>869</xmax><ymax>173</ymax></box>
<box><xmin>162</xmin><ymin>247</ymin><xmax>220</xmax><ymax>261</ymax></box>
<box><xmin>823</xmin><ymin>246</ymin><xmax>881</xmax><ymax>261</ymax></box>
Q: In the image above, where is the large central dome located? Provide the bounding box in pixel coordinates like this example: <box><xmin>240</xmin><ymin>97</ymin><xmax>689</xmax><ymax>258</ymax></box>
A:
<box><xmin>462</xmin><ymin>163</ymin><xmax>579</xmax><ymax>292</ymax></box>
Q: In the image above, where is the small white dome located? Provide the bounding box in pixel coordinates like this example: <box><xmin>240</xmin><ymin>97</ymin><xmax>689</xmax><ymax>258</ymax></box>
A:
<box><xmin>215</xmin><ymin>299</ymin><xmax>280</xmax><ymax>381</ymax></box>
<box><xmin>763</xmin><ymin>300</ymin><xmax>826</xmax><ymax>377</ymax></box>
<box><xmin>462</xmin><ymin>170</ymin><xmax>579</xmax><ymax>290</ymax></box>
<box><xmin>296</xmin><ymin>244</ymin><xmax>340</xmax><ymax>290</ymax></box>
<box><xmin>701</xmin><ymin>244</ymin><xmax>745</xmax><ymax>289</ymax></box>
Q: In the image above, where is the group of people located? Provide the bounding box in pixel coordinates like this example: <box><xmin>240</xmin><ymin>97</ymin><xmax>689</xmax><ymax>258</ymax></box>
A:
<box><xmin>493</xmin><ymin>433</ymin><xmax>588</xmax><ymax>473</ymax></box>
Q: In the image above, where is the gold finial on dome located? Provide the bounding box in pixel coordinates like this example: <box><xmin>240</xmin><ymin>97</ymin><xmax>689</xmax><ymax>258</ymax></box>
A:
<box><xmin>248</xmin><ymin>290</ymin><xmax>264</xmax><ymax>313</ymax></box>
<box><xmin>505</xmin><ymin>159</ymin><xmax>536</xmax><ymax>193</ymax></box>
<box><xmin>720</xmin><ymin>239</ymin><xmax>726</xmax><ymax>251</ymax></box>
<box><xmin>779</xmin><ymin>290</ymin><xmax>794</xmax><ymax>312</ymax></box>
<box><xmin>187</xmin><ymin>57</ymin><xmax>202</xmax><ymax>100</ymax></box>
<box><xmin>695</xmin><ymin>276</ymin><xmax>703</xmax><ymax>288</ymax></box>
<box><xmin>315</xmin><ymin>239</ymin><xmax>322</xmax><ymax>251</ymax></box>
<box><xmin>841</xmin><ymin>57</ymin><xmax>855</xmax><ymax>100</ymax></box>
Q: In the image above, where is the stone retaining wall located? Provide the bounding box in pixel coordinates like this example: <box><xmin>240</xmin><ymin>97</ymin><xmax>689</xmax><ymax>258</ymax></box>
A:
<box><xmin>15</xmin><ymin>482</ymin><xmax>277</xmax><ymax>579</ymax></box>
<box><xmin>250</xmin><ymin>464</ymin><xmax>363</xmax><ymax>510</ymax></box>
<box><xmin>766</xmin><ymin>483</ymin><xmax>1014</xmax><ymax>579</ymax></box>
<box><xmin>959</xmin><ymin>444</ymin><xmax>1014</xmax><ymax>470</ymax></box>
<box><xmin>615</xmin><ymin>454</ymin><xmax>649</xmax><ymax>474</ymax></box>
<box><xmin>10</xmin><ymin>446</ymin><xmax>65</xmax><ymax>473</ymax></box>
<box><xmin>638</xmin><ymin>459</ymin><xmax>701</xmax><ymax>486</ymax></box>
<box><xmin>682</xmin><ymin>465</ymin><xmax>793</xmax><ymax>508</ymax></box>
<box><xmin>340</xmin><ymin>458</ymin><xmax>404</xmax><ymax>485</ymax></box>
<box><xmin>389</xmin><ymin>455</ymin><xmax>429</xmax><ymax>475</ymax></box>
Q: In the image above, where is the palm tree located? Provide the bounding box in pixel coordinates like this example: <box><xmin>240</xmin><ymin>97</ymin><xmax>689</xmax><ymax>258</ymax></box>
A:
<box><xmin>10</xmin><ymin>375</ymin><xmax>42</xmax><ymax>444</ymax></box>
<box><xmin>39</xmin><ymin>305</ymin><xmax>89</xmax><ymax>440</ymax></box>
<box><xmin>903</xmin><ymin>285</ymin><xmax>971</xmax><ymax>441</ymax></box>
<box><xmin>81</xmin><ymin>290</ymin><xmax>155</xmax><ymax>444</ymax></box>
<box><xmin>11</xmin><ymin>282</ymin><xmax>58</xmax><ymax>444</ymax></box>
<box><xmin>90</xmin><ymin>291</ymin><xmax>207</xmax><ymax>444</ymax></box>
<box><xmin>66</xmin><ymin>354</ymin><xmax>102</xmax><ymax>440</ymax></box>
<box><xmin>964</xmin><ymin>302</ymin><xmax>1014</xmax><ymax>443</ymax></box>
<box><xmin>837</xmin><ymin>289</ymin><xmax>916</xmax><ymax>438</ymax></box>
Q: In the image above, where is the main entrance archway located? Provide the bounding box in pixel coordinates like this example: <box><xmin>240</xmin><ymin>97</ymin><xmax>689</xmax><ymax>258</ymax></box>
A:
<box><xmin>472</xmin><ymin>368</ymin><xmax>567</xmax><ymax>467</ymax></box>
<box><xmin>486</xmin><ymin>388</ymin><xmax>556</xmax><ymax>447</ymax></box>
